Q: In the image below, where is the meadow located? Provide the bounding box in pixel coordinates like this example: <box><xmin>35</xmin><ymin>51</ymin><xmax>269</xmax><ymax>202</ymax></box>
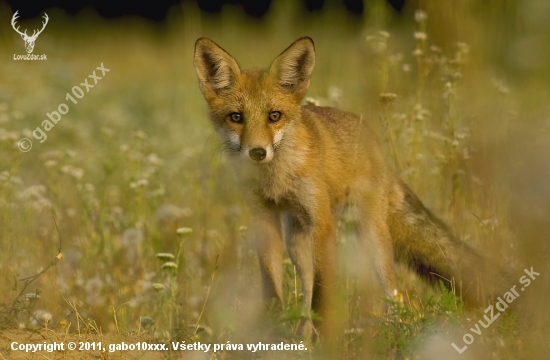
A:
<box><xmin>0</xmin><ymin>0</ymin><xmax>549</xmax><ymax>359</ymax></box>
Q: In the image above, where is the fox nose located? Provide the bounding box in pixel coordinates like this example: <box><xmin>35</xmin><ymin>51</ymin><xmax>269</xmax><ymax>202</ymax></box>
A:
<box><xmin>249</xmin><ymin>147</ymin><xmax>267</xmax><ymax>161</ymax></box>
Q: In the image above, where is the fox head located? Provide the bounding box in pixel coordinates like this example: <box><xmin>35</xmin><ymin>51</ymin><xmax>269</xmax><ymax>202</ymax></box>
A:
<box><xmin>194</xmin><ymin>37</ymin><xmax>315</xmax><ymax>164</ymax></box>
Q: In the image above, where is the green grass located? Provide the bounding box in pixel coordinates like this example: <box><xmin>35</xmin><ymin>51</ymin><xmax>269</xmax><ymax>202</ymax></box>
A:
<box><xmin>1</xmin><ymin>1</ymin><xmax>549</xmax><ymax>359</ymax></box>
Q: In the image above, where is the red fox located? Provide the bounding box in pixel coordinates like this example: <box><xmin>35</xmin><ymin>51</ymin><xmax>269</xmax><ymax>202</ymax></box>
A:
<box><xmin>194</xmin><ymin>37</ymin><xmax>506</xmax><ymax>337</ymax></box>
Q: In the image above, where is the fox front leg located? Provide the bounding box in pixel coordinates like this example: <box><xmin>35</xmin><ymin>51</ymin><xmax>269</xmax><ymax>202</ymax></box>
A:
<box><xmin>284</xmin><ymin>213</ymin><xmax>315</xmax><ymax>339</ymax></box>
<box><xmin>251</xmin><ymin>211</ymin><xmax>285</xmax><ymax>305</ymax></box>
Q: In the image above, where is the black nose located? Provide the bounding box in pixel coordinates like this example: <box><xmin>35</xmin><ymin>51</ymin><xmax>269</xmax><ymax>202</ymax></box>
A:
<box><xmin>249</xmin><ymin>147</ymin><xmax>266</xmax><ymax>161</ymax></box>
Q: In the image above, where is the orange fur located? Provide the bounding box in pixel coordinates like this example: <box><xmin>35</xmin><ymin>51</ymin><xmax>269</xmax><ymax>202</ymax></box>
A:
<box><xmin>194</xmin><ymin>37</ymin><xmax>509</xmax><ymax>338</ymax></box>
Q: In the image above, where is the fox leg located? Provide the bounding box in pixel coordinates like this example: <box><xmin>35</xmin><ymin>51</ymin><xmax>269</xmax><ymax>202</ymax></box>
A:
<box><xmin>372</xmin><ymin>223</ymin><xmax>398</xmax><ymax>300</ymax></box>
<box><xmin>284</xmin><ymin>213</ymin><xmax>315</xmax><ymax>337</ymax></box>
<box><xmin>311</xmin><ymin>208</ymin><xmax>337</xmax><ymax>336</ymax></box>
<box><xmin>358</xmin><ymin>206</ymin><xmax>398</xmax><ymax>300</ymax></box>
<box><xmin>252</xmin><ymin>211</ymin><xmax>284</xmax><ymax>305</ymax></box>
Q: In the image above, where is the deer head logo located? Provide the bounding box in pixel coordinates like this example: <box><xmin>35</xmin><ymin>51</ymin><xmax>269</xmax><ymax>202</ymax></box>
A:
<box><xmin>11</xmin><ymin>11</ymin><xmax>49</xmax><ymax>54</ymax></box>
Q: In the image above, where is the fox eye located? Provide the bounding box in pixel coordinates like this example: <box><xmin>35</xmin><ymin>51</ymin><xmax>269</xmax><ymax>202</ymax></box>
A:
<box><xmin>229</xmin><ymin>113</ymin><xmax>242</xmax><ymax>123</ymax></box>
<box><xmin>269</xmin><ymin>111</ymin><xmax>281</xmax><ymax>123</ymax></box>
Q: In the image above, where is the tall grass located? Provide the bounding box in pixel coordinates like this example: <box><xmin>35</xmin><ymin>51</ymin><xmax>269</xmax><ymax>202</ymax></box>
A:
<box><xmin>0</xmin><ymin>0</ymin><xmax>549</xmax><ymax>358</ymax></box>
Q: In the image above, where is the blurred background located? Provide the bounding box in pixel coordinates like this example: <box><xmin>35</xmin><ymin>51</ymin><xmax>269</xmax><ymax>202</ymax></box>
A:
<box><xmin>0</xmin><ymin>0</ymin><xmax>549</xmax><ymax>359</ymax></box>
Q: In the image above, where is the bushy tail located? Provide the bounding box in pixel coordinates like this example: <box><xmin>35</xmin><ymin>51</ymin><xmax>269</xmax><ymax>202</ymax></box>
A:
<box><xmin>388</xmin><ymin>181</ymin><xmax>510</xmax><ymax>306</ymax></box>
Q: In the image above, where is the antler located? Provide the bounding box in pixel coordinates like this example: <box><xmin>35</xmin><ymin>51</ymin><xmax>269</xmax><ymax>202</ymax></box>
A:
<box><xmin>11</xmin><ymin>10</ymin><xmax>28</xmax><ymax>37</ymax></box>
<box><xmin>11</xmin><ymin>11</ymin><xmax>48</xmax><ymax>39</ymax></box>
<box><xmin>32</xmin><ymin>13</ymin><xmax>49</xmax><ymax>38</ymax></box>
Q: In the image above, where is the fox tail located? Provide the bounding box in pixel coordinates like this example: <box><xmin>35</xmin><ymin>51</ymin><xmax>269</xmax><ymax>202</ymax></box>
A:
<box><xmin>389</xmin><ymin>180</ymin><xmax>511</xmax><ymax>306</ymax></box>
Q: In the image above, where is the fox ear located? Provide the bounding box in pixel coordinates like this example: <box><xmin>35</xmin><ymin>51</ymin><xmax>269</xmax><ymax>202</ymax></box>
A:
<box><xmin>194</xmin><ymin>38</ymin><xmax>241</xmax><ymax>96</ymax></box>
<box><xmin>269</xmin><ymin>37</ymin><xmax>315</xmax><ymax>96</ymax></box>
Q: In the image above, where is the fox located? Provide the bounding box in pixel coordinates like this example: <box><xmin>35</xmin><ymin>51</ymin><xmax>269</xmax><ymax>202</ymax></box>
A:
<box><xmin>193</xmin><ymin>37</ymin><xmax>507</xmax><ymax>337</ymax></box>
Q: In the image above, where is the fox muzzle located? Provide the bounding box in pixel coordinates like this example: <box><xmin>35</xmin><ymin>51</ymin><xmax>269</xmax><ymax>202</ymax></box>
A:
<box><xmin>249</xmin><ymin>147</ymin><xmax>267</xmax><ymax>161</ymax></box>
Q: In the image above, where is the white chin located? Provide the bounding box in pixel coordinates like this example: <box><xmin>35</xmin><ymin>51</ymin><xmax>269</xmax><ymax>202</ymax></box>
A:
<box><xmin>243</xmin><ymin>156</ymin><xmax>273</xmax><ymax>165</ymax></box>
